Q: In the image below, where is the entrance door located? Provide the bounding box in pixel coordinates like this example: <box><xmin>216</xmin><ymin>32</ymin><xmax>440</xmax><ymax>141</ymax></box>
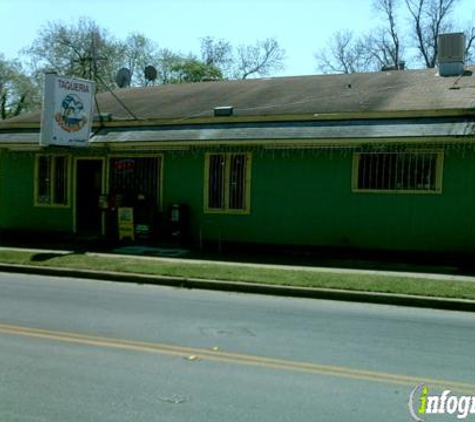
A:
<box><xmin>108</xmin><ymin>156</ymin><xmax>161</xmax><ymax>239</ymax></box>
<box><xmin>76</xmin><ymin>159</ymin><xmax>103</xmax><ymax>235</ymax></box>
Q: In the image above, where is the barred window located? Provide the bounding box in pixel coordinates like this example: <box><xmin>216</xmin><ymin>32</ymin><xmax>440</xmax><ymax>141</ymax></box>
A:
<box><xmin>109</xmin><ymin>157</ymin><xmax>161</xmax><ymax>207</ymax></box>
<box><xmin>208</xmin><ymin>154</ymin><xmax>225</xmax><ymax>209</ymax></box>
<box><xmin>36</xmin><ymin>155</ymin><xmax>69</xmax><ymax>206</ymax></box>
<box><xmin>228</xmin><ymin>154</ymin><xmax>247</xmax><ymax>210</ymax></box>
<box><xmin>353</xmin><ymin>152</ymin><xmax>443</xmax><ymax>192</ymax></box>
<box><xmin>205</xmin><ymin>152</ymin><xmax>251</xmax><ymax>213</ymax></box>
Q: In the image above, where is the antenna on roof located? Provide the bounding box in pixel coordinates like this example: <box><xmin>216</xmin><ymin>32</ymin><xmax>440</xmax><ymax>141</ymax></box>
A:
<box><xmin>75</xmin><ymin>38</ymin><xmax>138</xmax><ymax>121</ymax></box>
<box><xmin>116</xmin><ymin>68</ymin><xmax>132</xmax><ymax>88</ymax></box>
<box><xmin>144</xmin><ymin>65</ymin><xmax>158</xmax><ymax>86</ymax></box>
<box><xmin>96</xmin><ymin>66</ymin><xmax>137</xmax><ymax>121</ymax></box>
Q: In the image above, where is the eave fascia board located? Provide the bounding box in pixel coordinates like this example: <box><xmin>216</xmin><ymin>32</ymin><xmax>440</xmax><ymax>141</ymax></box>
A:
<box><xmin>1</xmin><ymin>108</ymin><xmax>474</xmax><ymax>131</ymax></box>
<box><xmin>95</xmin><ymin>135</ymin><xmax>475</xmax><ymax>150</ymax></box>
<box><xmin>96</xmin><ymin>109</ymin><xmax>475</xmax><ymax>128</ymax></box>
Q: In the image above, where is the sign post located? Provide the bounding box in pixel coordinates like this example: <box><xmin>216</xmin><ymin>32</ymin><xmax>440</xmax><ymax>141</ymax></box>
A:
<box><xmin>40</xmin><ymin>73</ymin><xmax>95</xmax><ymax>147</ymax></box>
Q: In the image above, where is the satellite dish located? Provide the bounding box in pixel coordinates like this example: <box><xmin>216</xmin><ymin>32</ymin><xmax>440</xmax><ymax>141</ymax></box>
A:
<box><xmin>116</xmin><ymin>68</ymin><xmax>131</xmax><ymax>88</ymax></box>
<box><xmin>144</xmin><ymin>65</ymin><xmax>158</xmax><ymax>84</ymax></box>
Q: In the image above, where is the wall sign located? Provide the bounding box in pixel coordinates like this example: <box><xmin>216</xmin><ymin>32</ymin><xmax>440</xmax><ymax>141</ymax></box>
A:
<box><xmin>40</xmin><ymin>73</ymin><xmax>95</xmax><ymax>147</ymax></box>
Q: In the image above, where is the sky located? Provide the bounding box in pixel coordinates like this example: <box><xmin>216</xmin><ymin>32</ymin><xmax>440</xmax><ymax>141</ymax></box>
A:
<box><xmin>1</xmin><ymin>0</ymin><xmax>475</xmax><ymax>77</ymax></box>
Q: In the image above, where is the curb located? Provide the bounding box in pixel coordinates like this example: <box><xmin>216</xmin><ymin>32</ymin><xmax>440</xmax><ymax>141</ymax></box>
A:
<box><xmin>1</xmin><ymin>263</ymin><xmax>475</xmax><ymax>313</ymax></box>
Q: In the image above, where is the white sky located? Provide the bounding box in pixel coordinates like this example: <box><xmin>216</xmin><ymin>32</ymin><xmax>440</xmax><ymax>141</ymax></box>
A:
<box><xmin>1</xmin><ymin>0</ymin><xmax>475</xmax><ymax>76</ymax></box>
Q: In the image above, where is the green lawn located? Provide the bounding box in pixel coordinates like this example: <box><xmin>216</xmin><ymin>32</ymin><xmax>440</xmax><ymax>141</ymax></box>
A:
<box><xmin>1</xmin><ymin>250</ymin><xmax>475</xmax><ymax>300</ymax></box>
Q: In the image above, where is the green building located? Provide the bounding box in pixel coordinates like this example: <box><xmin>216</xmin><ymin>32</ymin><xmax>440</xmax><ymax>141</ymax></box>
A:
<box><xmin>1</xmin><ymin>64</ymin><xmax>475</xmax><ymax>253</ymax></box>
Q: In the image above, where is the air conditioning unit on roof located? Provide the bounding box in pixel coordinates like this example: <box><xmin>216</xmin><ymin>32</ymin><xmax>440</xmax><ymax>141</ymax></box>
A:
<box><xmin>438</xmin><ymin>33</ymin><xmax>465</xmax><ymax>63</ymax></box>
<box><xmin>438</xmin><ymin>33</ymin><xmax>466</xmax><ymax>76</ymax></box>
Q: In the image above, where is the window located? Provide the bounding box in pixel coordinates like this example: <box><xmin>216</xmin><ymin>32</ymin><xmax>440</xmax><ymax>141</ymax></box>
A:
<box><xmin>205</xmin><ymin>152</ymin><xmax>251</xmax><ymax>213</ymax></box>
<box><xmin>353</xmin><ymin>151</ymin><xmax>443</xmax><ymax>193</ymax></box>
<box><xmin>109</xmin><ymin>156</ymin><xmax>161</xmax><ymax>208</ymax></box>
<box><xmin>35</xmin><ymin>155</ymin><xmax>70</xmax><ymax>206</ymax></box>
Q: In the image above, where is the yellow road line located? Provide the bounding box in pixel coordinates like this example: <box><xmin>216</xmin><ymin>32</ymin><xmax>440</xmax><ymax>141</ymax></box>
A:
<box><xmin>1</xmin><ymin>322</ymin><xmax>474</xmax><ymax>394</ymax></box>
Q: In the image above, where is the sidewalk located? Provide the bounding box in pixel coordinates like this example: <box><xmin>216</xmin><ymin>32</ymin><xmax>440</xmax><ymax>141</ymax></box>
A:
<box><xmin>1</xmin><ymin>245</ymin><xmax>475</xmax><ymax>313</ymax></box>
<box><xmin>2</xmin><ymin>244</ymin><xmax>475</xmax><ymax>282</ymax></box>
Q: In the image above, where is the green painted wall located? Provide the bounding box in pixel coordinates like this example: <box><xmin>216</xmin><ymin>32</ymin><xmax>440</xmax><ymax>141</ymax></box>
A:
<box><xmin>162</xmin><ymin>147</ymin><xmax>475</xmax><ymax>253</ymax></box>
<box><xmin>161</xmin><ymin>152</ymin><xmax>204</xmax><ymax>235</ymax></box>
<box><xmin>0</xmin><ymin>151</ymin><xmax>73</xmax><ymax>232</ymax></box>
<box><xmin>2</xmin><ymin>145</ymin><xmax>475</xmax><ymax>252</ymax></box>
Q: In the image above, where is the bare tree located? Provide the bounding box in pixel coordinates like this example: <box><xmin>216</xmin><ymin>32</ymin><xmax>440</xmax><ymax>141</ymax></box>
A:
<box><xmin>315</xmin><ymin>30</ymin><xmax>373</xmax><ymax>74</ymax></box>
<box><xmin>368</xmin><ymin>0</ymin><xmax>405</xmax><ymax>69</ymax></box>
<box><xmin>24</xmin><ymin>18</ymin><xmax>128</xmax><ymax>90</ymax></box>
<box><xmin>404</xmin><ymin>0</ymin><xmax>459</xmax><ymax>68</ymax></box>
<box><xmin>463</xmin><ymin>25</ymin><xmax>475</xmax><ymax>63</ymax></box>
<box><xmin>316</xmin><ymin>0</ymin><xmax>473</xmax><ymax>73</ymax></box>
<box><xmin>200</xmin><ymin>36</ymin><xmax>286</xmax><ymax>79</ymax></box>
<box><xmin>200</xmin><ymin>36</ymin><xmax>234</xmax><ymax>77</ymax></box>
<box><xmin>235</xmin><ymin>38</ymin><xmax>285</xmax><ymax>79</ymax></box>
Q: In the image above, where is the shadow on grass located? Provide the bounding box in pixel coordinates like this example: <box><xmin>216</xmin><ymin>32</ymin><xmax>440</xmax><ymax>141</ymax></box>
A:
<box><xmin>30</xmin><ymin>252</ymin><xmax>82</xmax><ymax>262</ymax></box>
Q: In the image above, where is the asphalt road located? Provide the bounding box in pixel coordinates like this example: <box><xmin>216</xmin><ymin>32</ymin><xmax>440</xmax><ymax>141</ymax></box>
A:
<box><xmin>0</xmin><ymin>272</ymin><xmax>474</xmax><ymax>421</ymax></box>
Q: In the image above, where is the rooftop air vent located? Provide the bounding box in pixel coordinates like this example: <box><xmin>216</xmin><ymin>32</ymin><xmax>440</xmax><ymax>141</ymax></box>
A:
<box><xmin>438</xmin><ymin>33</ymin><xmax>465</xmax><ymax>77</ymax></box>
<box><xmin>214</xmin><ymin>106</ymin><xmax>233</xmax><ymax>117</ymax></box>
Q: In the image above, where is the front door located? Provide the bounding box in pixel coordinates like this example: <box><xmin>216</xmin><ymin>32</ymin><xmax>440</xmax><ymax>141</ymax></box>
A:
<box><xmin>75</xmin><ymin>159</ymin><xmax>103</xmax><ymax>235</ymax></box>
<box><xmin>108</xmin><ymin>156</ymin><xmax>161</xmax><ymax>239</ymax></box>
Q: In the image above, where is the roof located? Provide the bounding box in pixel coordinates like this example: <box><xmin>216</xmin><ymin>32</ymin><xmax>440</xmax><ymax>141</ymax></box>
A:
<box><xmin>3</xmin><ymin>66</ymin><xmax>475</xmax><ymax>126</ymax></box>
<box><xmin>2</xmin><ymin>118</ymin><xmax>473</xmax><ymax>146</ymax></box>
<box><xmin>90</xmin><ymin>118</ymin><xmax>475</xmax><ymax>144</ymax></box>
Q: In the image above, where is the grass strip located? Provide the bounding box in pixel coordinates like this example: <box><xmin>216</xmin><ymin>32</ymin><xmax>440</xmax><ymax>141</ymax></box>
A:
<box><xmin>1</xmin><ymin>250</ymin><xmax>475</xmax><ymax>300</ymax></box>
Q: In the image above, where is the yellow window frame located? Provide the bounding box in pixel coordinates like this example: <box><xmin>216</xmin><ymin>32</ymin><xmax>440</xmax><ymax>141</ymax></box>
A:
<box><xmin>204</xmin><ymin>152</ymin><xmax>252</xmax><ymax>214</ymax></box>
<box><xmin>351</xmin><ymin>151</ymin><xmax>444</xmax><ymax>194</ymax></box>
<box><xmin>34</xmin><ymin>154</ymin><xmax>72</xmax><ymax>207</ymax></box>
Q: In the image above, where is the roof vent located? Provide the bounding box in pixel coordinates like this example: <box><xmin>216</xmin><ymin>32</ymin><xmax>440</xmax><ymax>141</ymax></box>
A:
<box><xmin>438</xmin><ymin>33</ymin><xmax>465</xmax><ymax>77</ymax></box>
<box><xmin>214</xmin><ymin>106</ymin><xmax>233</xmax><ymax>117</ymax></box>
<box><xmin>94</xmin><ymin>113</ymin><xmax>112</xmax><ymax>122</ymax></box>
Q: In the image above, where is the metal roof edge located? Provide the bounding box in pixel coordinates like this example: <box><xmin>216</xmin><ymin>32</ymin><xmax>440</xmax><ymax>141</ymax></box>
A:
<box><xmin>1</xmin><ymin>135</ymin><xmax>473</xmax><ymax>152</ymax></box>
<box><xmin>0</xmin><ymin>122</ymin><xmax>41</xmax><ymax>130</ymax></box>
<box><xmin>94</xmin><ymin>136</ymin><xmax>475</xmax><ymax>150</ymax></box>
<box><xmin>1</xmin><ymin>108</ymin><xmax>474</xmax><ymax>131</ymax></box>
<box><xmin>96</xmin><ymin>109</ymin><xmax>475</xmax><ymax>128</ymax></box>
